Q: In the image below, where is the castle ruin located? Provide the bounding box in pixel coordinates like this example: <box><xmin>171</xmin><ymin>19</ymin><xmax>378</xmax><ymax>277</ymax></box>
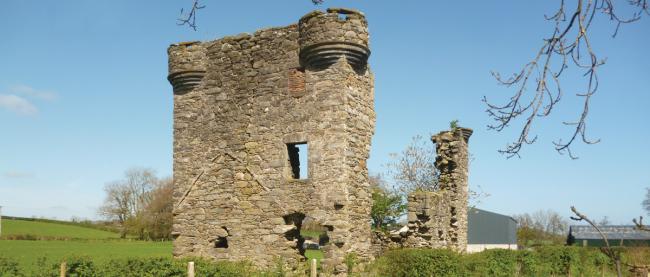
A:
<box><xmin>168</xmin><ymin>8</ymin><xmax>470</xmax><ymax>274</ymax></box>
<box><xmin>169</xmin><ymin>8</ymin><xmax>374</xmax><ymax>274</ymax></box>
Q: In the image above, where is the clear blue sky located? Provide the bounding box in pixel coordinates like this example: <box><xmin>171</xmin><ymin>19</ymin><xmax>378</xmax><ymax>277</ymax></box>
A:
<box><xmin>1</xmin><ymin>1</ymin><xmax>648</xmax><ymax>224</ymax></box>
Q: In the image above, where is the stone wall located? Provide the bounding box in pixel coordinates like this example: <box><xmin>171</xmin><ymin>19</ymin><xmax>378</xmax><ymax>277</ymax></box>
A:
<box><xmin>431</xmin><ymin>128</ymin><xmax>472</xmax><ymax>252</ymax></box>
<box><xmin>373</xmin><ymin>128</ymin><xmax>472</xmax><ymax>253</ymax></box>
<box><xmin>168</xmin><ymin>8</ymin><xmax>374</xmax><ymax>274</ymax></box>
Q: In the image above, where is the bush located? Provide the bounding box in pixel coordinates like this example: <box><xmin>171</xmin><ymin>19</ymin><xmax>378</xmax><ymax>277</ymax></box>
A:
<box><xmin>99</xmin><ymin>258</ymin><xmax>184</xmax><ymax>277</ymax></box>
<box><xmin>99</xmin><ymin>258</ymin><xmax>257</xmax><ymax>277</ymax></box>
<box><xmin>344</xmin><ymin>253</ymin><xmax>358</xmax><ymax>274</ymax></box>
<box><xmin>27</xmin><ymin>256</ymin><xmax>258</xmax><ymax>277</ymax></box>
<box><xmin>192</xmin><ymin>259</ymin><xmax>257</xmax><ymax>277</ymax></box>
<box><xmin>464</xmin><ymin>249</ymin><xmax>517</xmax><ymax>277</ymax></box>
<box><xmin>516</xmin><ymin>250</ymin><xmax>540</xmax><ymax>276</ymax></box>
<box><xmin>3</xmin><ymin>246</ymin><xmax>624</xmax><ymax>276</ymax></box>
<box><xmin>0</xmin><ymin>256</ymin><xmax>22</xmax><ymax>277</ymax></box>
<box><xmin>369</xmin><ymin>246</ymin><xmax>617</xmax><ymax>277</ymax></box>
<box><xmin>30</xmin><ymin>256</ymin><xmax>97</xmax><ymax>277</ymax></box>
<box><xmin>371</xmin><ymin>248</ymin><xmax>463</xmax><ymax>277</ymax></box>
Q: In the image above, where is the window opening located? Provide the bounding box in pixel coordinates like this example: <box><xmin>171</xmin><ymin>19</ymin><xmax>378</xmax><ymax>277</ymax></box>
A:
<box><xmin>287</xmin><ymin>143</ymin><xmax>308</xmax><ymax>179</ymax></box>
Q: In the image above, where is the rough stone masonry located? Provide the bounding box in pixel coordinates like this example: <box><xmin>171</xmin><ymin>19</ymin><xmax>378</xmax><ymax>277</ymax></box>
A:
<box><xmin>168</xmin><ymin>8</ymin><xmax>374</xmax><ymax>274</ymax></box>
<box><xmin>168</xmin><ymin>8</ymin><xmax>471</xmax><ymax>274</ymax></box>
<box><xmin>372</xmin><ymin>128</ymin><xmax>472</xmax><ymax>254</ymax></box>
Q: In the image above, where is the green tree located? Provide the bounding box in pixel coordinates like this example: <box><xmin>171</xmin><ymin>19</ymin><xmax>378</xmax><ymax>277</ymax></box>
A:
<box><xmin>370</xmin><ymin>175</ymin><xmax>406</xmax><ymax>230</ymax></box>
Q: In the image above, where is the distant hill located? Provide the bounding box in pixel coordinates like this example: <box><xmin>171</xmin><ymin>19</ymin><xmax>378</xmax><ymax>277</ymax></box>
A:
<box><xmin>1</xmin><ymin>217</ymin><xmax>121</xmax><ymax>240</ymax></box>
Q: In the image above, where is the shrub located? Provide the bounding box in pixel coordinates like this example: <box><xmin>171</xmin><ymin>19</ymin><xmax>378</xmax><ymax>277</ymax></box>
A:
<box><xmin>515</xmin><ymin>250</ymin><xmax>540</xmax><ymax>276</ymax></box>
<box><xmin>371</xmin><ymin>248</ymin><xmax>463</xmax><ymax>277</ymax></box>
<box><xmin>30</xmin><ymin>256</ymin><xmax>97</xmax><ymax>277</ymax></box>
<box><xmin>64</xmin><ymin>256</ymin><xmax>96</xmax><ymax>277</ymax></box>
<box><xmin>344</xmin><ymin>253</ymin><xmax>358</xmax><ymax>274</ymax></box>
<box><xmin>99</xmin><ymin>258</ymin><xmax>184</xmax><ymax>277</ymax></box>
<box><xmin>192</xmin><ymin>259</ymin><xmax>257</xmax><ymax>277</ymax></box>
<box><xmin>0</xmin><ymin>256</ymin><xmax>22</xmax><ymax>277</ymax></box>
<box><xmin>474</xmin><ymin>249</ymin><xmax>517</xmax><ymax>276</ymax></box>
<box><xmin>99</xmin><ymin>258</ymin><xmax>258</xmax><ymax>277</ymax></box>
<box><xmin>370</xmin><ymin>246</ymin><xmax>618</xmax><ymax>277</ymax></box>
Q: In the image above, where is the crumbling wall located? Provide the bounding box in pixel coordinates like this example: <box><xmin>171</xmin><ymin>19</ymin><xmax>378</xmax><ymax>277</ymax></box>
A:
<box><xmin>431</xmin><ymin>128</ymin><xmax>471</xmax><ymax>252</ymax></box>
<box><xmin>373</xmin><ymin>128</ymin><xmax>472</xmax><ymax>253</ymax></box>
<box><xmin>169</xmin><ymin>8</ymin><xmax>374</xmax><ymax>275</ymax></box>
<box><xmin>402</xmin><ymin>191</ymin><xmax>454</xmax><ymax>248</ymax></box>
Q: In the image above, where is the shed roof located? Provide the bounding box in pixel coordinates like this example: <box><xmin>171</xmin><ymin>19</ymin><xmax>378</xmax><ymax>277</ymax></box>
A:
<box><xmin>568</xmin><ymin>225</ymin><xmax>650</xmax><ymax>240</ymax></box>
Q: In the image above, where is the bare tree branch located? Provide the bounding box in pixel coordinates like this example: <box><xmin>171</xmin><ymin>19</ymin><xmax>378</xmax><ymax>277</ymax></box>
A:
<box><xmin>570</xmin><ymin>206</ymin><xmax>623</xmax><ymax>277</ymax></box>
<box><xmin>633</xmin><ymin>216</ymin><xmax>650</xmax><ymax>232</ymax></box>
<box><xmin>485</xmin><ymin>0</ymin><xmax>648</xmax><ymax>158</ymax></box>
<box><xmin>385</xmin><ymin>135</ymin><xmax>439</xmax><ymax>193</ymax></box>
<box><xmin>177</xmin><ymin>0</ymin><xmax>205</xmax><ymax>31</ymax></box>
<box><xmin>571</xmin><ymin>206</ymin><xmax>650</xmax><ymax>276</ymax></box>
<box><xmin>177</xmin><ymin>0</ymin><xmax>325</xmax><ymax>31</ymax></box>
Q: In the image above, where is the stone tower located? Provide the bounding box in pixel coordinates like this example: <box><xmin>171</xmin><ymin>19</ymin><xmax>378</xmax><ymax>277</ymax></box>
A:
<box><xmin>168</xmin><ymin>8</ymin><xmax>374</xmax><ymax>274</ymax></box>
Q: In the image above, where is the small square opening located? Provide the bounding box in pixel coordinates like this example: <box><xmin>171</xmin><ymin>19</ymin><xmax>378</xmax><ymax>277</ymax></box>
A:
<box><xmin>215</xmin><ymin>237</ymin><xmax>228</xmax><ymax>248</ymax></box>
<box><xmin>287</xmin><ymin>142</ymin><xmax>308</xmax><ymax>179</ymax></box>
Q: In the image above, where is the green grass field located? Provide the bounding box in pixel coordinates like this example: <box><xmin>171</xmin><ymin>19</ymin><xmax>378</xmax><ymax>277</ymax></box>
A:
<box><xmin>0</xmin><ymin>218</ymin><xmax>327</xmax><ymax>273</ymax></box>
<box><xmin>300</xmin><ymin>229</ymin><xmax>325</xmax><ymax>239</ymax></box>
<box><xmin>0</xmin><ymin>218</ymin><xmax>171</xmax><ymax>273</ymax></box>
<box><xmin>1</xmin><ymin>219</ymin><xmax>121</xmax><ymax>239</ymax></box>
<box><xmin>0</xmin><ymin>240</ymin><xmax>172</xmax><ymax>272</ymax></box>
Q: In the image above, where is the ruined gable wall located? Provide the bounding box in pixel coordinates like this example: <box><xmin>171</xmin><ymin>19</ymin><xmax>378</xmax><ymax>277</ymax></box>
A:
<box><xmin>372</xmin><ymin>128</ymin><xmax>472</xmax><ymax>254</ymax></box>
<box><xmin>432</xmin><ymin>128</ymin><xmax>471</xmax><ymax>252</ymax></box>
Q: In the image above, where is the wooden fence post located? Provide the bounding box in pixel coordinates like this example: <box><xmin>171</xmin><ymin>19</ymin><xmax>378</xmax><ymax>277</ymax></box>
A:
<box><xmin>60</xmin><ymin>261</ymin><xmax>66</xmax><ymax>277</ymax></box>
<box><xmin>310</xmin><ymin>258</ymin><xmax>317</xmax><ymax>277</ymax></box>
<box><xmin>187</xmin><ymin>261</ymin><xmax>195</xmax><ymax>277</ymax></box>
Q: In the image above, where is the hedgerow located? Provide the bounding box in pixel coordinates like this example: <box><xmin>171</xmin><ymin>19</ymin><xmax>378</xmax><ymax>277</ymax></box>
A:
<box><xmin>368</xmin><ymin>246</ymin><xmax>615</xmax><ymax>277</ymax></box>
<box><xmin>0</xmin><ymin>246</ymin><xmax>642</xmax><ymax>276</ymax></box>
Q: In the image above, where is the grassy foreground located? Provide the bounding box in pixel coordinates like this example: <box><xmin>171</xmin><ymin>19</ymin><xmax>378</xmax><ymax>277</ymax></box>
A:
<box><xmin>0</xmin><ymin>218</ymin><xmax>171</xmax><ymax>274</ymax></box>
<box><xmin>0</xmin><ymin>240</ymin><xmax>172</xmax><ymax>273</ymax></box>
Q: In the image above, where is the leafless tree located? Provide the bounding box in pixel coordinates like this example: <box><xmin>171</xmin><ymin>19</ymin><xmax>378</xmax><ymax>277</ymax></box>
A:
<box><xmin>99</xmin><ymin>180</ymin><xmax>132</xmax><ymax>238</ymax></box>
<box><xmin>484</xmin><ymin>0</ymin><xmax>648</xmax><ymax>159</ymax></box>
<box><xmin>123</xmin><ymin>167</ymin><xmax>157</xmax><ymax>215</ymax></box>
<box><xmin>99</xmin><ymin>167</ymin><xmax>162</xmax><ymax>239</ymax></box>
<box><xmin>514</xmin><ymin>210</ymin><xmax>569</xmax><ymax>247</ymax></box>
<box><xmin>385</xmin><ymin>135</ymin><xmax>439</xmax><ymax>193</ymax></box>
<box><xmin>521</xmin><ymin>209</ymin><xmax>569</xmax><ymax>235</ymax></box>
<box><xmin>632</xmin><ymin>187</ymin><xmax>650</xmax><ymax>232</ymax></box>
<box><xmin>642</xmin><ymin>187</ymin><xmax>650</xmax><ymax>215</ymax></box>
<box><xmin>598</xmin><ymin>216</ymin><xmax>611</xmax><ymax>226</ymax></box>
<box><xmin>143</xmin><ymin>177</ymin><xmax>174</xmax><ymax>240</ymax></box>
<box><xmin>385</xmin><ymin>135</ymin><xmax>489</xmax><ymax>207</ymax></box>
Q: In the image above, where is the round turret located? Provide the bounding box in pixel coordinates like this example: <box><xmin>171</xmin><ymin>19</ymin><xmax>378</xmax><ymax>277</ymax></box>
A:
<box><xmin>167</xmin><ymin>41</ymin><xmax>207</xmax><ymax>95</ymax></box>
<box><xmin>298</xmin><ymin>8</ymin><xmax>370</xmax><ymax>70</ymax></box>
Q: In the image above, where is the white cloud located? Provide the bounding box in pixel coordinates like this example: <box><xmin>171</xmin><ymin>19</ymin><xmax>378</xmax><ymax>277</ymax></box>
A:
<box><xmin>0</xmin><ymin>84</ymin><xmax>58</xmax><ymax>116</ymax></box>
<box><xmin>9</xmin><ymin>84</ymin><xmax>58</xmax><ymax>101</ymax></box>
<box><xmin>0</xmin><ymin>94</ymin><xmax>38</xmax><ymax>116</ymax></box>
<box><xmin>3</xmin><ymin>171</ymin><xmax>35</xmax><ymax>178</ymax></box>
